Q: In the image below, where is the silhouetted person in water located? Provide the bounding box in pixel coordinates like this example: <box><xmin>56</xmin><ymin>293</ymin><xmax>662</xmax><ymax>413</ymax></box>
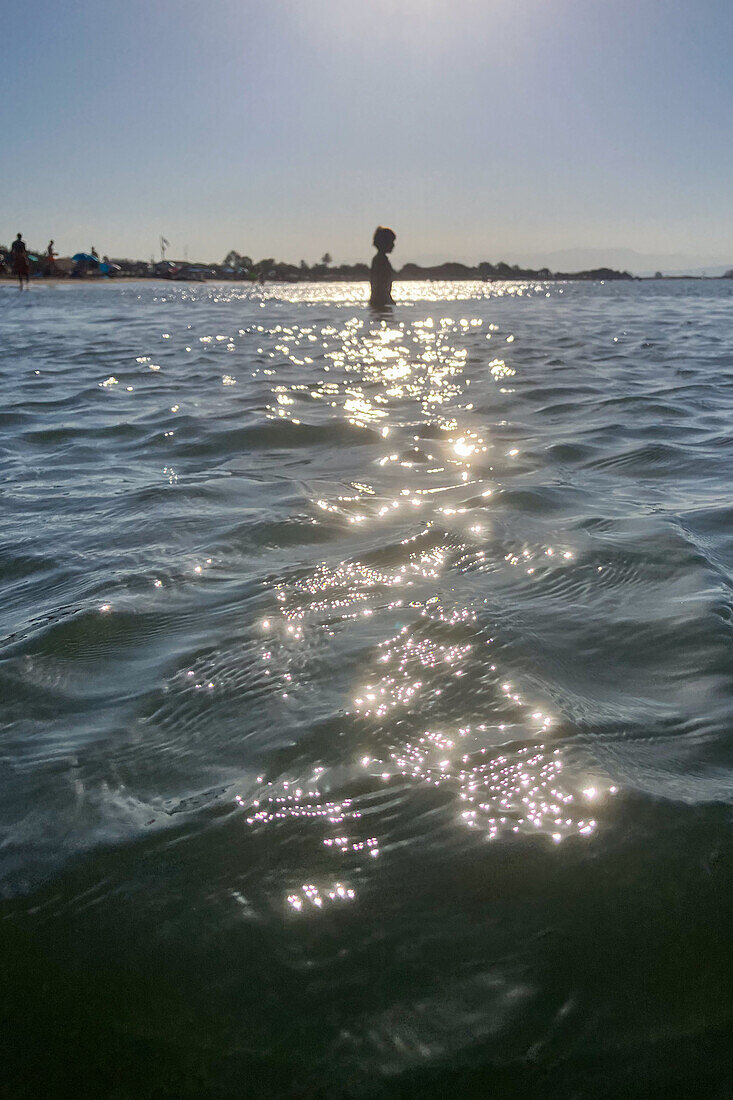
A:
<box><xmin>11</xmin><ymin>233</ymin><xmax>29</xmax><ymax>290</ymax></box>
<box><xmin>369</xmin><ymin>226</ymin><xmax>395</xmax><ymax>309</ymax></box>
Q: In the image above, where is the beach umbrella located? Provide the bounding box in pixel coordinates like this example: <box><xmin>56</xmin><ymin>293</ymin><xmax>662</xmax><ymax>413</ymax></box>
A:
<box><xmin>72</xmin><ymin>253</ymin><xmax>99</xmax><ymax>264</ymax></box>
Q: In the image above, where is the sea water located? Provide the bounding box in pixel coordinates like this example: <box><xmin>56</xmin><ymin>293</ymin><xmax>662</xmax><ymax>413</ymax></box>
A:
<box><xmin>0</xmin><ymin>279</ymin><xmax>730</xmax><ymax>1096</ymax></box>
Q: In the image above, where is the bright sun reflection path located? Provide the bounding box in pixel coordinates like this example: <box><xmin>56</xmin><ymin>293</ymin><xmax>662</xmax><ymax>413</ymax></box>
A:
<box><xmin>208</xmin><ymin>285</ymin><xmax>623</xmax><ymax>915</ymax></box>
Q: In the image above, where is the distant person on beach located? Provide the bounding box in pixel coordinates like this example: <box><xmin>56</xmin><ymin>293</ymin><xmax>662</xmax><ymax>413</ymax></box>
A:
<box><xmin>91</xmin><ymin>246</ymin><xmax>99</xmax><ymax>260</ymax></box>
<box><xmin>45</xmin><ymin>240</ymin><xmax>56</xmax><ymax>276</ymax></box>
<box><xmin>11</xmin><ymin>233</ymin><xmax>30</xmax><ymax>290</ymax></box>
<box><xmin>369</xmin><ymin>226</ymin><xmax>396</xmax><ymax>309</ymax></box>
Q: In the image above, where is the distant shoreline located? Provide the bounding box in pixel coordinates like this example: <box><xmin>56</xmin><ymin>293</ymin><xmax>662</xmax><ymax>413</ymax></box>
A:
<box><xmin>0</xmin><ymin>273</ymin><xmax>728</xmax><ymax>287</ymax></box>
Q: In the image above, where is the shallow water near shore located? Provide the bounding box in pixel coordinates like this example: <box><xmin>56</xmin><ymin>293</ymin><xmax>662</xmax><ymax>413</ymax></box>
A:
<box><xmin>1</xmin><ymin>278</ymin><xmax>731</xmax><ymax>1096</ymax></box>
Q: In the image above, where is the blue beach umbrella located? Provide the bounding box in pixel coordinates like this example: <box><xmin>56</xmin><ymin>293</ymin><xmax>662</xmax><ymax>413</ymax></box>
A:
<box><xmin>72</xmin><ymin>253</ymin><xmax>99</xmax><ymax>264</ymax></box>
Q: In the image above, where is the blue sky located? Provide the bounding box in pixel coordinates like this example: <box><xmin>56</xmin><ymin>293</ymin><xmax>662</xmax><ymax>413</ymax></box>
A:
<box><xmin>3</xmin><ymin>0</ymin><xmax>733</xmax><ymax>269</ymax></box>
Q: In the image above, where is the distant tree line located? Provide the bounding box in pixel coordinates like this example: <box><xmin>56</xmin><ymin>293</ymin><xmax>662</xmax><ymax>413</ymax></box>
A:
<box><xmin>0</xmin><ymin>241</ymin><xmax>636</xmax><ymax>283</ymax></box>
<box><xmin>220</xmin><ymin>251</ymin><xmax>635</xmax><ymax>282</ymax></box>
<box><xmin>220</xmin><ymin>250</ymin><xmax>369</xmax><ymax>281</ymax></box>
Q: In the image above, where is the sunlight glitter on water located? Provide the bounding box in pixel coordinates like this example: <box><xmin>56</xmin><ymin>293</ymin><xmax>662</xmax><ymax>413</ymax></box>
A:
<box><xmin>221</xmin><ymin>286</ymin><xmax>621</xmax><ymax>914</ymax></box>
<box><xmin>4</xmin><ymin>279</ymin><xmax>732</xmax><ymax>1095</ymax></box>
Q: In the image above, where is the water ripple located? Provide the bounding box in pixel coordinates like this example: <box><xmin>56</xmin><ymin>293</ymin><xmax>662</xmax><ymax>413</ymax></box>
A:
<box><xmin>1</xmin><ymin>279</ymin><xmax>732</xmax><ymax>1094</ymax></box>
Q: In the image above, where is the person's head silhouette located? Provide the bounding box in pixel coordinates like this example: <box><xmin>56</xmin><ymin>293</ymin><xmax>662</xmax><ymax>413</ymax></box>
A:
<box><xmin>373</xmin><ymin>226</ymin><xmax>396</xmax><ymax>255</ymax></box>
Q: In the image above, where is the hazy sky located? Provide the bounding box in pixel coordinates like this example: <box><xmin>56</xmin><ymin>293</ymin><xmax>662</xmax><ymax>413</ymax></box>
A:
<box><xmin>4</xmin><ymin>0</ymin><xmax>733</xmax><ymax>268</ymax></box>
